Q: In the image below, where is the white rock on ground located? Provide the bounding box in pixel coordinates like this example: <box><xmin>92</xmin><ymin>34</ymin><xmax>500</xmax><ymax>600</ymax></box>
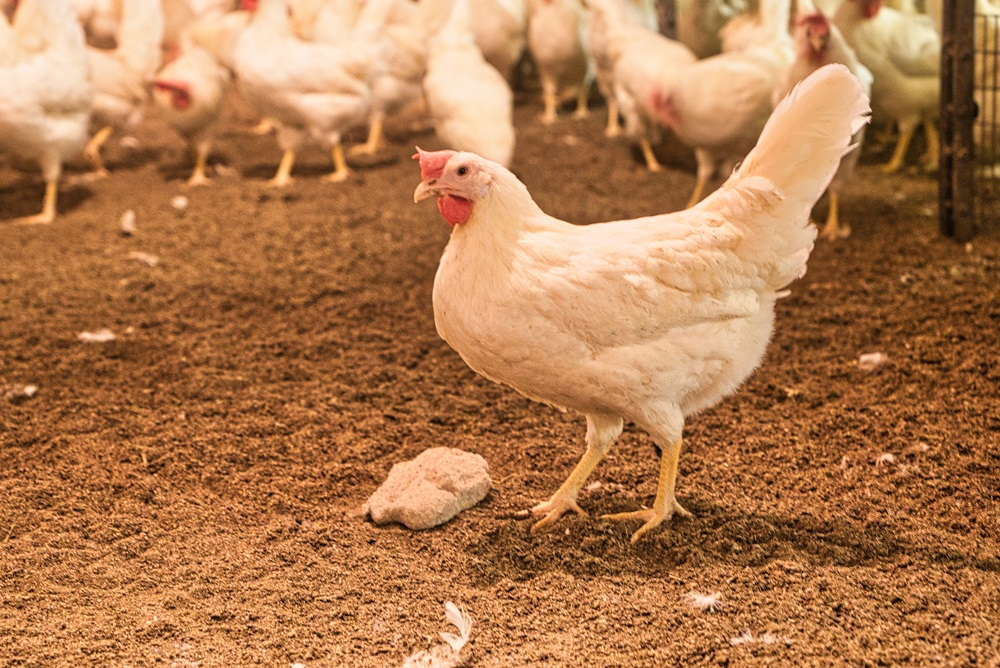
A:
<box><xmin>364</xmin><ymin>447</ymin><xmax>491</xmax><ymax>530</ymax></box>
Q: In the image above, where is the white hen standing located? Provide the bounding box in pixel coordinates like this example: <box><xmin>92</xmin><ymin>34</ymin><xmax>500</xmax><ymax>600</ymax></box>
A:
<box><xmin>527</xmin><ymin>0</ymin><xmax>593</xmax><ymax>124</ymax></box>
<box><xmin>233</xmin><ymin>0</ymin><xmax>393</xmax><ymax>185</ymax></box>
<box><xmin>774</xmin><ymin>4</ymin><xmax>872</xmax><ymax>241</ymax></box>
<box><xmin>0</xmin><ymin>0</ymin><xmax>92</xmax><ymax>224</ymax></box>
<box><xmin>84</xmin><ymin>0</ymin><xmax>164</xmax><ymax>176</ymax></box>
<box><xmin>413</xmin><ymin>64</ymin><xmax>869</xmax><ymax>543</ymax></box>
<box><xmin>422</xmin><ymin>0</ymin><xmax>514</xmax><ymax>167</ymax></box>
<box><xmin>153</xmin><ymin>38</ymin><xmax>230</xmax><ymax>186</ymax></box>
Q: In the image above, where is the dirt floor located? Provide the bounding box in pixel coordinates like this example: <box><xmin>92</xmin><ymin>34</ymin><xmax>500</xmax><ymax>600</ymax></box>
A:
<box><xmin>1</xmin><ymin>87</ymin><xmax>999</xmax><ymax>667</ymax></box>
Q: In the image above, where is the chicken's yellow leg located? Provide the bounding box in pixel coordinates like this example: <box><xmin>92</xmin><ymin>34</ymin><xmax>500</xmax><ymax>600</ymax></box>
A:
<box><xmin>530</xmin><ymin>414</ymin><xmax>623</xmax><ymax>533</ymax></box>
<box><xmin>880</xmin><ymin>122</ymin><xmax>917</xmax><ymax>173</ymax></box>
<box><xmin>350</xmin><ymin>113</ymin><xmax>385</xmax><ymax>157</ymax></box>
<box><xmin>14</xmin><ymin>180</ymin><xmax>58</xmax><ymax>225</ymax></box>
<box><xmin>85</xmin><ymin>125</ymin><xmax>113</xmax><ymax>178</ymax></box>
<box><xmin>819</xmin><ymin>190</ymin><xmax>850</xmax><ymax>241</ymax></box>
<box><xmin>323</xmin><ymin>143</ymin><xmax>350</xmax><ymax>183</ymax></box>
<box><xmin>686</xmin><ymin>176</ymin><xmax>708</xmax><ymax>208</ymax></box>
<box><xmin>920</xmin><ymin>119</ymin><xmax>939</xmax><ymax>170</ymax></box>
<box><xmin>251</xmin><ymin>118</ymin><xmax>274</xmax><ymax>135</ymax></box>
<box><xmin>640</xmin><ymin>137</ymin><xmax>662</xmax><ymax>172</ymax></box>
<box><xmin>541</xmin><ymin>79</ymin><xmax>558</xmax><ymax>125</ymax></box>
<box><xmin>605</xmin><ymin>98</ymin><xmax>621</xmax><ymax>138</ymax></box>
<box><xmin>268</xmin><ymin>149</ymin><xmax>296</xmax><ymax>186</ymax></box>
<box><xmin>603</xmin><ymin>437</ymin><xmax>690</xmax><ymax>544</ymax></box>
<box><xmin>573</xmin><ymin>85</ymin><xmax>590</xmax><ymax>119</ymax></box>
<box><xmin>187</xmin><ymin>142</ymin><xmax>211</xmax><ymax>187</ymax></box>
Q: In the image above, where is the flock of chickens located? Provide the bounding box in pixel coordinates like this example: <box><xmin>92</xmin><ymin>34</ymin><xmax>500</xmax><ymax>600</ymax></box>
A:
<box><xmin>0</xmin><ymin>0</ymin><xmax>965</xmax><ymax>237</ymax></box>
<box><xmin>0</xmin><ymin>0</ymin><xmax>973</xmax><ymax>543</ymax></box>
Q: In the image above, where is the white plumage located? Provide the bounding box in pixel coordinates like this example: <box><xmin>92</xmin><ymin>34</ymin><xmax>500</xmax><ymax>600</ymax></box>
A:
<box><xmin>413</xmin><ymin>65</ymin><xmax>870</xmax><ymax>543</ymax></box>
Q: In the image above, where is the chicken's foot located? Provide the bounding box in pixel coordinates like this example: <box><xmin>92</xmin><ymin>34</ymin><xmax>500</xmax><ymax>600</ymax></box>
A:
<box><xmin>529</xmin><ymin>414</ymin><xmax>623</xmax><ymax>534</ymax></box>
<box><xmin>187</xmin><ymin>142</ymin><xmax>211</xmax><ymax>187</ymax></box>
<box><xmin>639</xmin><ymin>138</ymin><xmax>662</xmax><ymax>172</ymax></box>
<box><xmin>13</xmin><ymin>180</ymin><xmax>57</xmax><ymax>225</ymax></box>
<box><xmin>879</xmin><ymin>121</ymin><xmax>917</xmax><ymax>173</ymax></box>
<box><xmin>323</xmin><ymin>144</ymin><xmax>350</xmax><ymax>183</ymax></box>
<box><xmin>85</xmin><ymin>125</ymin><xmax>113</xmax><ymax>178</ymax></box>
<box><xmin>350</xmin><ymin>113</ymin><xmax>385</xmax><ymax>157</ymax></box>
<box><xmin>602</xmin><ymin>436</ymin><xmax>690</xmax><ymax>543</ymax></box>
<box><xmin>268</xmin><ymin>149</ymin><xmax>296</xmax><ymax>186</ymax></box>
<box><xmin>686</xmin><ymin>176</ymin><xmax>708</xmax><ymax>208</ymax></box>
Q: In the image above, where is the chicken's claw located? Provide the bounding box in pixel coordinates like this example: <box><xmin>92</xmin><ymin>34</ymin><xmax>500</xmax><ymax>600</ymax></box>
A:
<box><xmin>602</xmin><ymin>499</ymin><xmax>691</xmax><ymax>544</ymax></box>
<box><xmin>528</xmin><ymin>495</ymin><xmax>587</xmax><ymax>534</ymax></box>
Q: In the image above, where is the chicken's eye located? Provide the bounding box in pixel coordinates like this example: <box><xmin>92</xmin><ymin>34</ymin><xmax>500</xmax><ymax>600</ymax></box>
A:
<box><xmin>457</xmin><ymin>166</ymin><xmax>468</xmax><ymax>176</ymax></box>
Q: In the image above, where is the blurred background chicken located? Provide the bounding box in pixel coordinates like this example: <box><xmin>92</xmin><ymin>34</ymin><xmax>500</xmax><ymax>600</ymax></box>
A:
<box><xmin>527</xmin><ymin>0</ymin><xmax>593</xmax><ymax>124</ymax></box>
<box><xmin>0</xmin><ymin>0</ymin><xmax>92</xmax><ymax>224</ymax></box>
<box><xmin>833</xmin><ymin>0</ymin><xmax>939</xmax><ymax>173</ymax></box>
<box><xmin>588</xmin><ymin>0</ymin><xmax>695</xmax><ymax>169</ymax></box>
<box><xmin>469</xmin><ymin>0</ymin><xmax>526</xmax><ymax>83</ymax></box>
<box><xmin>84</xmin><ymin>0</ymin><xmax>164</xmax><ymax>177</ymax></box>
<box><xmin>233</xmin><ymin>0</ymin><xmax>393</xmax><ymax>185</ymax></box>
<box><xmin>775</xmin><ymin>1</ymin><xmax>872</xmax><ymax>240</ymax></box>
<box><xmin>646</xmin><ymin>0</ymin><xmax>794</xmax><ymax>207</ymax></box>
<box><xmin>152</xmin><ymin>35</ymin><xmax>229</xmax><ymax>186</ymax></box>
<box><xmin>423</xmin><ymin>0</ymin><xmax>515</xmax><ymax>167</ymax></box>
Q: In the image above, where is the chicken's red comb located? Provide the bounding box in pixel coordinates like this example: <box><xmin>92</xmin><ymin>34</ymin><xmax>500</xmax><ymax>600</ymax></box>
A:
<box><xmin>413</xmin><ymin>147</ymin><xmax>456</xmax><ymax>181</ymax></box>
<box><xmin>797</xmin><ymin>13</ymin><xmax>829</xmax><ymax>30</ymax></box>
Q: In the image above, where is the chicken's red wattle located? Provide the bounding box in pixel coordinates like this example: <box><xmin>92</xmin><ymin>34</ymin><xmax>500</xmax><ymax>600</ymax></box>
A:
<box><xmin>438</xmin><ymin>195</ymin><xmax>471</xmax><ymax>226</ymax></box>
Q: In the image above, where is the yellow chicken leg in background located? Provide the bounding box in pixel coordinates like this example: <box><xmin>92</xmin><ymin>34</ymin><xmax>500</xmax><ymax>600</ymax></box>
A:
<box><xmin>530</xmin><ymin>414</ymin><xmax>623</xmax><ymax>533</ymax></box>
<box><xmin>819</xmin><ymin>190</ymin><xmax>850</xmax><ymax>241</ymax></box>
<box><xmin>251</xmin><ymin>118</ymin><xmax>275</xmax><ymax>135</ymax></box>
<box><xmin>85</xmin><ymin>125</ymin><xmax>113</xmax><ymax>178</ymax></box>
<box><xmin>602</xmin><ymin>436</ymin><xmax>691</xmax><ymax>544</ymax></box>
<box><xmin>605</xmin><ymin>98</ymin><xmax>621</xmax><ymax>138</ymax></box>
<box><xmin>187</xmin><ymin>142</ymin><xmax>211</xmax><ymax>187</ymax></box>
<box><xmin>268</xmin><ymin>149</ymin><xmax>296</xmax><ymax>186</ymax></box>
<box><xmin>323</xmin><ymin>143</ymin><xmax>350</xmax><ymax>183</ymax></box>
<box><xmin>350</xmin><ymin>113</ymin><xmax>385</xmax><ymax>157</ymax></box>
<box><xmin>880</xmin><ymin>120</ymin><xmax>917</xmax><ymax>173</ymax></box>
<box><xmin>573</xmin><ymin>86</ymin><xmax>590</xmax><ymax>119</ymax></box>
<box><xmin>541</xmin><ymin>79</ymin><xmax>559</xmax><ymax>125</ymax></box>
<box><xmin>13</xmin><ymin>180</ymin><xmax>58</xmax><ymax>225</ymax></box>
<box><xmin>920</xmin><ymin>119</ymin><xmax>939</xmax><ymax>171</ymax></box>
<box><xmin>639</xmin><ymin>138</ymin><xmax>662</xmax><ymax>172</ymax></box>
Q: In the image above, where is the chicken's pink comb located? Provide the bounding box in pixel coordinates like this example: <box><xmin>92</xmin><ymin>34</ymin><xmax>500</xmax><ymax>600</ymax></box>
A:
<box><xmin>413</xmin><ymin>147</ymin><xmax>456</xmax><ymax>181</ymax></box>
<box><xmin>797</xmin><ymin>13</ymin><xmax>829</xmax><ymax>30</ymax></box>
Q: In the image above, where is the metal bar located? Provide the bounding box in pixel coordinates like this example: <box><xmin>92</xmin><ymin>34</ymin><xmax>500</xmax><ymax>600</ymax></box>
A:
<box><xmin>953</xmin><ymin>0</ymin><xmax>977</xmax><ymax>241</ymax></box>
<box><xmin>940</xmin><ymin>0</ymin><xmax>956</xmax><ymax>237</ymax></box>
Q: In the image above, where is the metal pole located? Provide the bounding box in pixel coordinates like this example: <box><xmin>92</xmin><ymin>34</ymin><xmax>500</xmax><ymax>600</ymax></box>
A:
<box><xmin>941</xmin><ymin>0</ymin><xmax>977</xmax><ymax>241</ymax></box>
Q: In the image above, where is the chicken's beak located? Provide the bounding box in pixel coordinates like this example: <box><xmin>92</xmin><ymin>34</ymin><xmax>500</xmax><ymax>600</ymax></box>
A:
<box><xmin>413</xmin><ymin>180</ymin><xmax>439</xmax><ymax>203</ymax></box>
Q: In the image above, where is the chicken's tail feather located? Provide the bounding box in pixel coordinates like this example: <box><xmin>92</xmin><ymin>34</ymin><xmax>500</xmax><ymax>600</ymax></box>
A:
<box><xmin>699</xmin><ymin>63</ymin><xmax>870</xmax><ymax>290</ymax></box>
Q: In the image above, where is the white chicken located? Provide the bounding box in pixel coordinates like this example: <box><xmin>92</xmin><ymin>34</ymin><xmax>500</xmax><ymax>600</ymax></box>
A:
<box><xmin>469</xmin><ymin>0</ymin><xmax>525</xmax><ymax>83</ymax></box>
<box><xmin>346</xmin><ymin>0</ymin><xmax>437</xmax><ymax>157</ymax></box>
<box><xmin>84</xmin><ymin>0</ymin><xmax>164</xmax><ymax>176</ymax></box>
<box><xmin>645</xmin><ymin>0</ymin><xmax>794</xmax><ymax>207</ymax></box>
<box><xmin>526</xmin><ymin>0</ymin><xmax>593</xmax><ymax>124</ymax></box>
<box><xmin>422</xmin><ymin>0</ymin><xmax>514</xmax><ymax>167</ymax></box>
<box><xmin>0</xmin><ymin>0</ymin><xmax>92</xmax><ymax>224</ymax></box>
<box><xmin>774</xmin><ymin>2</ymin><xmax>872</xmax><ymax>240</ymax></box>
<box><xmin>675</xmin><ymin>0</ymin><xmax>749</xmax><ymax>58</ymax></box>
<box><xmin>833</xmin><ymin>0</ymin><xmax>939</xmax><ymax>172</ymax></box>
<box><xmin>233</xmin><ymin>0</ymin><xmax>393</xmax><ymax>185</ymax></box>
<box><xmin>413</xmin><ymin>64</ymin><xmax>870</xmax><ymax>543</ymax></box>
<box><xmin>589</xmin><ymin>0</ymin><xmax>695</xmax><ymax>168</ymax></box>
<box><xmin>584</xmin><ymin>0</ymin><xmax>666</xmax><ymax>139</ymax></box>
<box><xmin>152</xmin><ymin>37</ymin><xmax>230</xmax><ymax>186</ymax></box>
